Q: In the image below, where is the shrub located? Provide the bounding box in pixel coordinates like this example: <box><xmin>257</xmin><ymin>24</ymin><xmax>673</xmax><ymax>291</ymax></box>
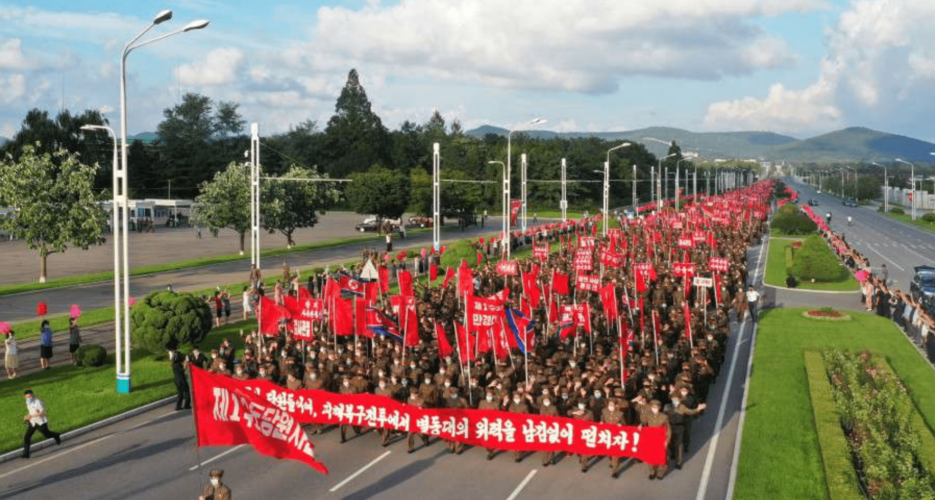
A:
<box><xmin>793</xmin><ymin>235</ymin><xmax>847</xmax><ymax>282</ymax></box>
<box><xmin>130</xmin><ymin>291</ymin><xmax>213</xmax><ymax>354</ymax></box>
<box><xmin>772</xmin><ymin>211</ymin><xmax>818</xmax><ymax>235</ymax></box>
<box><xmin>890</xmin><ymin>207</ymin><xmax>905</xmax><ymax>215</ymax></box>
<box><xmin>778</xmin><ymin>203</ymin><xmax>799</xmax><ymax>216</ymax></box>
<box><xmin>877</xmin><ymin>205</ymin><xmax>885</xmax><ymax>213</ymax></box>
<box><xmin>75</xmin><ymin>344</ymin><xmax>107</xmax><ymax>367</ymax></box>
<box><xmin>922</xmin><ymin>213</ymin><xmax>935</xmax><ymax>223</ymax></box>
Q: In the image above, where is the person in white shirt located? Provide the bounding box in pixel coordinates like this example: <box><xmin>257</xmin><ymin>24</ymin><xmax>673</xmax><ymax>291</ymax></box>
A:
<box><xmin>22</xmin><ymin>389</ymin><xmax>61</xmax><ymax>459</ymax></box>
<box><xmin>746</xmin><ymin>286</ymin><xmax>761</xmax><ymax>323</ymax></box>
<box><xmin>242</xmin><ymin>286</ymin><xmax>252</xmax><ymax>320</ymax></box>
<box><xmin>4</xmin><ymin>330</ymin><xmax>18</xmax><ymax>379</ymax></box>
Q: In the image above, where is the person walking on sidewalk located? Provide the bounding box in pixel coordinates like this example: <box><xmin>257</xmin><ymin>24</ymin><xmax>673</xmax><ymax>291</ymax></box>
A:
<box><xmin>22</xmin><ymin>389</ymin><xmax>61</xmax><ymax>459</ymax></box>
<box><xmin>5</xmin><ymin>330</ymin><xmax>19</xmax><ymax>379</ymax></box>
<box><xmin>68</xmin><ymin>317</ymin><xmax>82</xmax><ymax>365</ymax></box>
<box><xmin>746</xmin><ymin>285</ymin><xmax>761</xmax><ymax>323</ymax></box>
<box><xmin>38</xmin><ymin>320</ymin><xmax>53</xmax><ymax>370</ymax></box>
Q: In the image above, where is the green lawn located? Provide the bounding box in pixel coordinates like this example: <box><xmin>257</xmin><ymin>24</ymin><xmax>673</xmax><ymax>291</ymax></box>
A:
<box><xmin>0</xmin><ymin>320</ymin><xmax>252</xmax><ymax>454</ymax></box>
<box><xmin>734</xmin><ymin>308</ymin><xmax>935</xmax><ymax>500</ymax></box>
<box><xmin>881</xmin><ymin>211</ymin><xmax>935</xmax><ymax>234</ymax></box>
<box><xmin>764</xmin><ymin>237</ymin><xmax>859</xmax><ymax>292</ymax></box>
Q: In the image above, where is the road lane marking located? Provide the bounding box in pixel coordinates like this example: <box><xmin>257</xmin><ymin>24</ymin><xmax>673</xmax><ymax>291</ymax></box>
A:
<box><xmin>726</xmin><ymin>321</ymin><xmax>758</xmax><ymax>499</ymax></box>
<box><xmin>865</xmin><ymin>244</ymin><xmax>905</xmax><ymax>272</ymax></box>
<box><xmin>696</xmin><ymin>231</ymin><xmax>766</xmax><ymax>500</ymax></box>
<box><xmin>329</xmin><ymin>450</ymin><xmax>392</xmax><ymax>492</ymax></box>
<box><xmin>0</xmin><ymin>434</ymin><xmax>113</xmax><ymax>481</ymax></box>
<box><xmin>506</xmin><ymin>469</ymin><xmax>538</xmax><ymax>500</ymax></box>
<box><xmin>188</xmin><ymin>445</ymin><xmax>246</xmax><ymax>471</ymax></box>
<box><xmin>899</xmin><ymin>244</ymin><xmax>934</xmax><ymax>263</ymax></box>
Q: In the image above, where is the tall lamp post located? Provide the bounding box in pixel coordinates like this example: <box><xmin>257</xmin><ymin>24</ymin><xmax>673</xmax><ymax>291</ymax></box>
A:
<box><xmin>488</xmin><ymin>160</ymin><xmax>509</xmax><ymax>259</ymax></box>
<box><xmin>602</xmin><ymin>142</ymin><xmax>631</xmax><ymax>236</ymax></box>
<box><xmin>895</xmin><ymin>158</ymin><xmax>916</xmax><ymax>221</ymax></box>
<box><xmin>117</xmin><ymin>9</ymin><xmax>209</xmax><ymax>393</ymax></box>
<box><xmin>506</xmin><ymin>118</ymin><xmax>545</xmax><ymax>236</ymax></box>
<box><xmin>871</xmin><ymin>162</ymin><xmax>888</xmax><ymax>212</ymax></box>
<box><xmin>560</xmin><ymin>158</ymin><xmax>567</xmax><ymax>222</ymax></box>
<box><xmin>657</xmin><ymin>154</ymin><xmax>676</xmax><ymax>210</ymax></box>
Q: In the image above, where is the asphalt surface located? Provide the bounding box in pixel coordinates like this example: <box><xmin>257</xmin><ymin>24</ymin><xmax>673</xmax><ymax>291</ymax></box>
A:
<box><xmin>0</xmin><ymin>230</ymin><xmax>769</xmax><ymax>500</ymax></box>
<box><xmin>0</xmin><ymin>217</ymin><xmax>508</xmax><ymax>324</ymax></box>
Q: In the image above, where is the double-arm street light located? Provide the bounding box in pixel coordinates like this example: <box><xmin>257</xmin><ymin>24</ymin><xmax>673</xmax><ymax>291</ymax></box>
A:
<box><xmin>601</xmin><ymin>142</ymin><xmax>631</xmax><ymax>236</ymax></box>
<box><xmin>895</xmin><ymin>158</ymin><xmax>916</xmax><ymax>221</ymax></box>
<box><xmin>487</xmin><ymin>160</ymin><xmax>509</xmax><ymax>259</ymax></box>
<box><xmin>657</xmin><ymin>154</ymin><xmax>677</xmax><ymax>210</ymax></box>
<box><xmin>110</xmin><ymin>9</ymin><xmax>209</xmax><ymax>394</ymax></box>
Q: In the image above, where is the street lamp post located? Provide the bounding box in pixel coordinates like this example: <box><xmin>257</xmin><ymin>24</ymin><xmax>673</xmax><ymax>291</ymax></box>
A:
<box><xmin>895</xmin><ymin>158</ymin><xmax>916</xmax><ymax>221</ymax></box>
<box><xmin>560</xmin><ymin>158</ymin><xmax>567</xmax><ymax>222</ymax></box>
<box><xmin>505</xmin><ymin>118</ymin><xmax>545</xmax><ymax>259</ymax></box>
<box><xmin>657</xmin><ymin>154</ymin><xmax>677</xmax><ymax>210</ymax></box>
<box><xmin>871</xmin><ymin>162</ymin><xmax>888</xmax><ymax>212</ymax></box>
<box><xmin>488</xmin><ymin>160</ymin><xmax>508</xmax><ymax>258</ymax></box>
<box><xmin>632</xmin><ymin>164</ymin><xmax>638</xmax><ymax>211</ymax></box>
<box><xmin>603</xmin><ymin>142</ymin><xmax>631</xmax><ymax>236</ymax></box>
<box><xmin>117</xmin><ymin>9</ymin><xmax>209</xmax><ymax>394</ymax></box>
<box><xmin>432</xmin><ymin>143</ymin><xmax>440</xmax><ymax>251</ymax></box>
<box><xmin>521</xmin><ymin>153</ymin><xmax>528</xmax><ymax>231</ymax></box>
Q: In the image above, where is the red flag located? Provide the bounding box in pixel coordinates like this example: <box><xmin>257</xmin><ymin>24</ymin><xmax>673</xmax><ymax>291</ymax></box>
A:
<box><xmin>430</xmin><ymin>261</ymin><xmax>438</xmax><ymax>282</ymax></box>
<box><xmin>559</xmin><ymin>305</ymin><xmax>578</xmax><ymax>339</ymax></box>
<box><xmin>458</xmin><ymin>260</ymin><xmax>473</xmax><ymax>297</ymax></box>
<box><xmin>398</xmin><ymin>269</ymin><xmax>414</xmax><ymax>297</ymax></box>
<box><xmin>396</xmin><ymin>250</ymin><xmax>408</xmax><ymax>261</ymax></box>
<box><xmin>403</xmin><ymin>297</ymin><xmax>420</xmax><ymax>347</ymax></box>
<box><xmin>364</xmin><ymin>282</ymin><xmax>379</xmax><ymax>304</ymax></box>
<box><xmin>442</xmin><ymin>267</ymin><xmax>455</xmax><ymax>289</ymax></box>
<box><xmin>436</xmin><ymin>322</ymin><xmax>453</xmax><ymax>358</ymax></box>
<box><xmin>332</xmin><ymin>297</ymin><xmax>354</xmax><ymax>336</ymax></box>
<box><xmin>575</xmin><ymin>303</ymin><xmax>592</xmax><ymax>334</ymax></box>
<box><xmin>635</xmin><ymin>270</ymin><xmax>648</xmax><ymax>294</ymax></box>
<box><xmin>259</xmin><ymin>296</ymin><xmax>291</xmax><ymax>336</ymax></box>
<box><xmin>552</xmin><ymin>270</ymin><xmax>570</xmax><ymax>296</ymax></box>
<box><xmin>477</xmin><ymin>250</ymin><xmax>483</xmax><ymax>267</ymax></box>
<box><xmin>191</xmin><ymin>367</ymin><xmax>328</xmax><ymax>474</ymax></box>
<box><xmin>356</xmin><ymin>298</ymin><xmax>372</xmax><ymax>338</ymax></box>
<box><xmin>600</xmin><ymin>284</ymin><xmax>618</xmax><ymax>321</ymax></box>
<box><xmin>548</xmin><ymin>296</ymin><xmax>559</xmax><ymax>323</ymax></box>
<box><xmin>378</xmin><ymin>267</ymin><xmax>390</xmax><ymax>294</ymax></box>
<box><xmin>521</xmin><ymin>271</ymin><xmax>541</xmax><ymax>309</ymax></box>
<box><xmin>455</xmin><ymin>322</ymin><xmax>475</xmax><ymax>361</ymax></box>
<box><xmin>468</xmin><ymin>295</ymin><xmax>504</xmax><ymax>333</ymax></box>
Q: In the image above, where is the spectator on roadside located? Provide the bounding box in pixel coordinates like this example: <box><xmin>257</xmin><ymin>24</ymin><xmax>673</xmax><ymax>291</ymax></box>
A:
<box><xmin>21</xmin><ymin>389</ymin><xmax>61</xmax><ymax>459</ymax></box>
<box><xmin>68</xmin><ymin>317</ymin><xmax>81</xmax><ymax>366</ymax></box>
<box><xmin>199</xmin><ymin>469</ymin><xmax>232</xmax><ymax>500</ymax></box>
<box><xmin>746</xmin><ymin>286</ymin><xmax>760</xmax><ymax>323</ymax></box>
<box><xmin>4</xmin><ymin>330</ymin><xmax>18</xmax><ymax>379</ymax></box>
<box><xmin>222</xmin><ymin>290</ymin><xmax>231</xmax><ymax>324</ymax></box>
<box><xmin>242</xmin><ymin>286</ymin><xmax>252</xmax><ymax>320</ymax></box>
<box><xmin>39</xmin><ymin>320</ymin><xmax>53</xmax><ymax>370</ymax></box>
<box><xmin>213</xmin><ymin>291</ymin><xmax>223</xmax><ymax>327</ymax></box>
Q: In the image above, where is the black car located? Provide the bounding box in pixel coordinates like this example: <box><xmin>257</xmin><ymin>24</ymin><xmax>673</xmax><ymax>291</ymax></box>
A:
<box><xmin>910</xmin><ymin>265</ymin><xmax>935</xmax><ymax>308</ymax></box>
<box><xmin>843</xmin><ymin>198</ymin><xmax>858</xmax><ymax>207</ymax></box>
<box><xmin>808</xmin><ymin>198</ymin><xmax>820</xmax><ymax>206</ymax></box>
<box><xmin>355</xmin><ymin>217</ymin><xmax>381</xmax><ymax>232</ymax></box>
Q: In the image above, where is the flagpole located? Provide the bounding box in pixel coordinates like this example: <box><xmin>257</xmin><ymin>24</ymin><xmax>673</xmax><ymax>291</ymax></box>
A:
<box><xmin>401</xmin><ymin>297</ymin><xmax>409</xmax><ymax>368</ymax></box>
<box><xmin>652</xmin><ymin>309</ymin><xmax>659</xmax><ymax>365</ymax></box>
<box><xmin>617</xmin><ymin>315</ymin><xmax>625</xmax><ymax>389</ymax></box>
<box><xmin>188</xmin><ymin>367</ymin><xmax>205</xmax><ymax>478</ymax></box>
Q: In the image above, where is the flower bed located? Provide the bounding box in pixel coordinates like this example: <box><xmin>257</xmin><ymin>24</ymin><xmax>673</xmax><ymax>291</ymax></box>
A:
<box><xmin>823</xmin><ymin>350</ymin><xmax>935</xmax><ymax>499</ymax></box>
<box><xmin>803</xmin><ymin>309</ymin><xmax>851</xmax><ymax>321</ymax></box>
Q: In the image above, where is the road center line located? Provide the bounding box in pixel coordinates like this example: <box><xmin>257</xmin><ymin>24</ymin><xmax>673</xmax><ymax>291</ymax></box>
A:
<box><xmin>864</xmin><ymin>244</ymin><xmax>905</xmax><ymax>272</ymax></box>
<box><xmin>189</xmin><ymin>445</ymin><xmax>246</xmax><ymax>471</ymax></box>
<box><xmin>505</xmin><ymin>469</ymin><xmax>538</xmax><ymax>500</ymax></box>
<box><xmin>899</xmin><ymin>244</ymin><xmax>933</xmax><ymax>263</ymax></box>
<box><xmin>695</xmin><ymin>229</ymin><xmax>766</xmax><ymax>500</ymax></box>
<box><xmin>329</xmin><ymin>450</ymin><xmax>392</xmax><ymax>492</ymax></box>
<box><xmin>0</xmin><ymin>434</ymin><xmax>113</xmax><ymax>481</ymax></box>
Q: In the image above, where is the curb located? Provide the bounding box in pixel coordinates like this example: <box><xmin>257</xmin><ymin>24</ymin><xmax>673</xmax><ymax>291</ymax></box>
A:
<box><xmin>0</xmin><ymin>396</ymin><xmax>175</xmax><ymax>464</ymax></box>
<box><xmin>762</xmin><ymin>282</ymin><xmax>861</xmax><ymax>295</ymax></box>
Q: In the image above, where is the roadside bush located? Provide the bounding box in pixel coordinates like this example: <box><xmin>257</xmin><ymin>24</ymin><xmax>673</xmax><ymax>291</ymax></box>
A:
<box><xmin>890</xmin><ymin>207</ymin><xmax>905</xmax><ymax>215</ymax></box>
<box><xmin>75</xmin><ymin>344</ymin><xmax>107</xmax><ymax>367</ymax></box>
<box><xmin>130</xmin><ymin>291</ymin><xmax>213</xmax><ymax>354</ymax></box>
<box><xmin>773</xmin><ymin>210</ymin><xmax>818</xmax><ymax>235</ymax></box>
<box><xmin>793</xmin><ymin>235</ymin><xmax>847</xmax><ymax>282</ymax></box>
<box><xmin>922</xmin><ymin>213</ymin><xmax>935</xmax><ymax>223</ymax></box>
<box><xmin>824</xmin><ymin>350</ymin><xmax>935</xmax><ymax>499</ymax></box>
<box><xmin>778</xmin><ymin>203</ymin><xmax>799</xmax><ymax>216</ymax></box>
<box><xmin>877</xmin><ymin>205</ymin><xmax>885</xmax><ymax>213</ymax></box>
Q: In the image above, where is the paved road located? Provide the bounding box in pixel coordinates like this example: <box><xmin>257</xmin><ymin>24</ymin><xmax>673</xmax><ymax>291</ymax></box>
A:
<box><xmin>0</xmin><ymin>228</ymin><xmax>770</xmax><ymax>500</ymax></box>
<box><xmin>787</xmin><ymin>176</ymin><xmax>935</xmax><ymax>288</ymax></box>
<box><xmin>0</xmin><ymin>218</ymin><xmax>510</xmax><ymax>324</ymax></box>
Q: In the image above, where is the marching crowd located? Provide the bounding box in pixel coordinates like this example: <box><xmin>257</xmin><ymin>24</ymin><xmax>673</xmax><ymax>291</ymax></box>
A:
<box><xmin>179</xmin><ymin>186</ymin><xmax>770</xmax><ymax>480</ymax></box>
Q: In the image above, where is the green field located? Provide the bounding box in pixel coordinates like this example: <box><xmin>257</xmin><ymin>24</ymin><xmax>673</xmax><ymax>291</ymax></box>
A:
<box><xmin>734</xmin><ymin>308</ymin><xmax>935</xmax><ymax>500</ymax></box>
<box><xmin>0</xmin><ymin>320</ymin><xmax>252</xmax><ymax>455</ymax></box>
<box><xmin>881</xmin><ymin>211</ymin><xmax>935</xmax><ymax>234</ymax></box>
<box><xmin>764</xmin><ymin>237</ymin><xmax>859</xmax><ymax>292</ymax></box>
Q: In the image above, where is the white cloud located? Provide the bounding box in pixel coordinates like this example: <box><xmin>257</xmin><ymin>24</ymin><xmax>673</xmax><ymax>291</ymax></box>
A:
<box><xmin>306</xmin><ymin>0</ymin><xmax>820</xmax><ymax>94</ymax></box>
<box><xmin>0</xmin><ymin>38</ymin><xmax>32</xmax><ymax>70</ymax></box>
<box><xmin>705</xmin><ymin>0</ymin><xmax>935</xmax><ymax>136</ymax></box>
<box><xmin>176</xmin><ymin>47</ymin><xmax>245</xmax><ymax>86</ymax></box>
<box><xmin>1</xmin><ymin>122</ymin><xmax>15</xmax><ymax>138</ymax></box>
<box><xmin>0</xmin><ymin>73</ymin><xmax>26</xmax><ymax>104</ymax></box>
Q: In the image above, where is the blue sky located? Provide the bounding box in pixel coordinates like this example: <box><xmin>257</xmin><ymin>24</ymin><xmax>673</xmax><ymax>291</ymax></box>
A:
<box><xmin>2</xmin><ymin>0</ymin><xmax>935</xmax><ymax>141</ymax></box>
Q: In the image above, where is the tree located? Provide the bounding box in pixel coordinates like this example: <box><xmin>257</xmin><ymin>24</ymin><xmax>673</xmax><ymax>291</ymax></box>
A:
<box><xmin>346</xmin><ymin>166</ymin><xmax>411</xmax><ymax>221</ymax></box>
<box><xmin>261</xmin><ymin>165</ymin><xmax>341</xmax><ymax>247</ymax></box>
<box><xmin>192</xmin><ymin>161</ymin><xmax>251</xmax><ymax>254</ymax></box>
<box><xmin>156</xmin><ymin>93</ymin><xmax>246</xmax><ymax>198</ymax></box>
<box><xmin>0</xmin><ymin>144</ymin><xmax>107</xmax><ymax>283</ymax></box>
<box><xmin>408</xmin><ymin>168</ymin><xmax>433</xmax><ymax>215</ymax></box>
<box><xmin>321</xmin><ymin>69</ymin><xmax>391</xmax><ymax>177</ymax></box>
<box><xmin>130</xmin><ymin>290</ymin><xmax>213</xmax><ymax>354</ymax></box>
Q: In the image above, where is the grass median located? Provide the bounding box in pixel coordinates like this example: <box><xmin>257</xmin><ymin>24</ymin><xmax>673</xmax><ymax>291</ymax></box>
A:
<box><xmin>0</xmin><ymin>320</ymin><xmax>251</xmax><ymax>455</ymax></box>
<box><xmin>733</xmin><ymin>308</ymin><xmax>935</xmax><ymax>500</ymax></box>
<box><xmin>764</xmin><ymin>237</ymin><xmax>859</xmax><ymax>292</ymax></box>
<box><xmin>881</xmin><ymin>210</ymin><xmax>935</xmax><ymax>234</ymax></box>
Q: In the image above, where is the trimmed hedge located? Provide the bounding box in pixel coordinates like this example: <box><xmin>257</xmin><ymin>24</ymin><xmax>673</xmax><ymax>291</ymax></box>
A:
<box><xmin>793</xmin><ymin>235</ymin><xmax>848</xmax><ymax>282</ymax></box>
<box><xmin>922</xmin><ymin>213</ymin><xmax>935</xmax><ymax>223</ymax></box>
<box><xmin>75</xmin><ymin>344</ymin><xmax>107</xmax><ymax>367</ymax></box>
<box><xmin>773</xmin><ymin>209</ymin><xmax>818</xmax><ymax>235</ymax></box>
<box><xmin>804</xmin><ymin>350</ymin><xmax>862</xmax><ymax>500</ymax></box>
<box><xmin>890</xmin><ymin>207</ymin><xmax>905</xmax><ymax>215</ymax></box>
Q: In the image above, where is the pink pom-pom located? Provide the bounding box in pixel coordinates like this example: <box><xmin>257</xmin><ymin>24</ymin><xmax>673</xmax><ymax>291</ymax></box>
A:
<box><xmin>70</xmin><ymin>304</ymin><xmax>82</xmax><ymax>319</ymax></box>
<box><xmin>36</xmin><ymin>302</ymin><xmax>47</xmax><ymax>316</ymax></box>
<box><xmin>0</xmin><ymin>322</ymin><xmax>10</xmax><ymax>335</ymax></box>
<box><xmin>128</xmin><ymin>296</ymin><xmax>136</xmax><ymax>308</ymax></box>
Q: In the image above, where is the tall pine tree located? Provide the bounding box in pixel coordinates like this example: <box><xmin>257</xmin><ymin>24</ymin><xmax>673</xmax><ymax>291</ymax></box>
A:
<box><xmin>322</xmin><ymin>69</ymin><xmax>391</xmax><ymax>177</ymax></box>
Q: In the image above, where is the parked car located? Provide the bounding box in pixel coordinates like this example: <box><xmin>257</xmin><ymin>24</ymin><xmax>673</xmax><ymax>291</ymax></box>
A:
<box><xmin>408</xmin><ymin>215</ymin><xmax>434</xmax><ymax>228</ymax></box>
<box><xmin>808</xmin><ymin>198</ymin><xmax>820</xmax><ymax>206</ymax></box>
<box><xmin>843</xmin><ymin>198</ymin><xmax>858</xmax><ymax>207</ymax></box>
<box><xmin>910</xmin><ymin>266</ymin><xmax>935</xmax><ymax>307</ymax></box>
<box><xmin>355</xmin><ymin>216</ymin><xmax>381</xmax><ymax>232</ymax></box>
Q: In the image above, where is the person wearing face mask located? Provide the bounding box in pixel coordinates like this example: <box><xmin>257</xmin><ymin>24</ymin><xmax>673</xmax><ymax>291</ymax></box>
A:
<box><xmin>418</xmin><ymin>376</ymin><xmax>438</xmax><ymax>408</ymax></box>
<box><xmin>508</xmin><ymin>392</ymin><xmax>531</xmax><ymax>462</ymax></box>
<box><xmin>406</xmin><ymin>393</ymin><xmax>431</xmax><ymax>453</ymax></box>
<box><xmin>198</xmin><ymin>469</ymin><xmax>231</xmax><ymax>500</ymax></box>
<box><xmin>232</xmin><ymin>363</ymin><xmax>250</xmax><ymax>381</ymax></box>
<box><xmin>538</xmin><ymin>396</ymin><xmax>558</xmax><ymax>466</ymax></box>
<box><xmin>602</xmin><ymin>401</ymin><xmax>626</xmax><ymax>477</ymax></box>
<box><xmin>21</xmin><ymin>389</ymin><xmax>61</xmax><ymax>459</ymax></box>
<box><xmin>443</xmin><ymin>387</ymin><xmax>468</xmax><ymax>454</ymax></box>
<box><xmin>169</xmin><ymin>345</ymin><xmax>191</xmax><ymax>411</ymax></box>
<box><xmin>338</xmin><ymin>375</ymin><xmax>360</xmax><ymax>443</ymax></box>
<box><xmin>645</xmin><ymin>400</ymin><xmax>671</xmax><ymax>480</ymax></box>
<box><xmin>477</xmin><ymin>391</ymin><xmax>501</xmax><ymax>460</ymax></box>
<box><xmin>375</xmin><ymin>379</ymin><xmax>395</xmax><ymax>446</ymax></box>
<box><xmin>665</xmin><ymin>396</ymin><xmax>706</xmax><ymax>470</ymax></box>
<box><xmin>569</xmin><ymin>398</ymin><xmax>595</xmax><ymax>473</ymax></box>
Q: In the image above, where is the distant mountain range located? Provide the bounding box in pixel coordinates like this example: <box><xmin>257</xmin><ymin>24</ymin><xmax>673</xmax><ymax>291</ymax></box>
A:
<box><xmin>465</xmin><ymin>125</ymin><xmax>935</xmax><ymax>163</ymax></box>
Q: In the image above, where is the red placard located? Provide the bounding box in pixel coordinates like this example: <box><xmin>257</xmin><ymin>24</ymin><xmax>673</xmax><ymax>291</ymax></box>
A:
<box><xmin>677</xmin><ymin>237</ymin><xmax>694</xmax><ymax>249</ymax></box>
<box><xmin>577</xmin><ymin>274</ymin><xmax>601</xmax><ymax>293</ymax></box>
<box><xmin>672</xmin><ymin>262</ymin><xmax>696</xmax><ymax>277</ymax></box>
<box><xmin>708</xmin><ymin>257</ymin><xmax>730</xmax><ymax>273</ymax></box>
<box><xmin>599</xmin><ymin>247</ymin><xmax>624</xmax><ymax>267</ymax></box>
<box><xmin>496</xmin><ymin>260</ymin><xmax>518</xmax><ymax>276</ymax></box>
<box><xmin>533</xmin><ymin>243</ymin><xmax>550</xmax><ymax>262</ymax></box>
<box><xmin>574</xmin><ymin>249</ymin><xmax>593</xmax><ymax>271</ymax></box>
